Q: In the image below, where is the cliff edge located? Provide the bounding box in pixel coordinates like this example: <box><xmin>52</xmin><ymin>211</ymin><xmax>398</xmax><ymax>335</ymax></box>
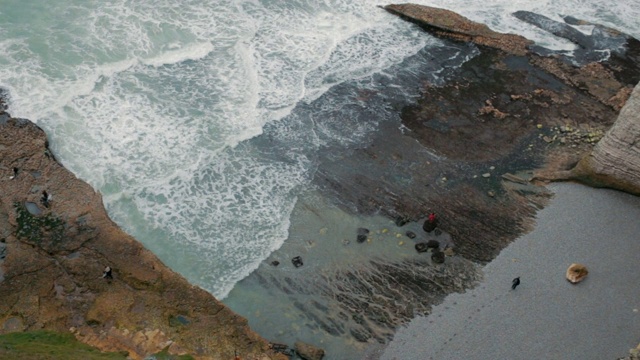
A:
<box><xmin>0</xmin><ymin>109</ymin><xmax>284</xmax><ymax>359</ymax></box>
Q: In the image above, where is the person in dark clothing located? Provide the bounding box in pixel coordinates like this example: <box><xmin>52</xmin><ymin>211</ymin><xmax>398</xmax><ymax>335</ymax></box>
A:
<box><xmin>102</xmin><ymin>266</ymin><xmax>113</xmax><ymax>279</ymax></box>
<box><xmin>9</xmin><ymin>167</ymin><xmax>18</xmax><ymax>180</ymax></box>
<box><xmin>512</xmin><ymin>277</ymin><xmax>521</xmax><ymax>290</ymax></box>
<box><xmin>41</xmin><ymin>190</ymin><xmax>51</xmax><ymax>208</ymax></box>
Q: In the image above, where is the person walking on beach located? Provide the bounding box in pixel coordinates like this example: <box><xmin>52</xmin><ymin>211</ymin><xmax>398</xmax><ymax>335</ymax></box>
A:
<box><xmin>512</xmin><ymin>277</ymin><xmax>520</xmax><ymax>290</ymax></box>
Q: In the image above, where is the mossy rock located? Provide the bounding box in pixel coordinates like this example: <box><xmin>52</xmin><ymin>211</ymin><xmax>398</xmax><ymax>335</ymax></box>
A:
<box><xmin>14</xmin><ymin>202</ymin><xmax>65</xmax><ymax>251</ymax></box>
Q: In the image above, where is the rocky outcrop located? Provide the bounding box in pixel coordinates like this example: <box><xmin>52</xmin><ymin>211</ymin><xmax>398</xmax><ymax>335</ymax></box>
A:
<box><xmin>0</xmin><ymin>114</ymin><xmax>284</xmax><ymax>359</ymax></box>
<box><xmin>294</xmin><ymin>341</ymin><xmax>325</xmax><ymax>360</ymax></box>
<box><xmin>564</xmin><ymin>84</ymin><xmax>640</xmax><ymax>194</ymax></box>
<box><xmin>383</xmin><ymin>4</ymin><xmax>532</xmax><ymax>56</ymax></box>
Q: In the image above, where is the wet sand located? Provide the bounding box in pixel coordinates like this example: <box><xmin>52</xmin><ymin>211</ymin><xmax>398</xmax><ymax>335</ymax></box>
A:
<box><xmin>377</xmin><ymin>182</ymin><xmax>640</xmax><ymax>360</ymax></box>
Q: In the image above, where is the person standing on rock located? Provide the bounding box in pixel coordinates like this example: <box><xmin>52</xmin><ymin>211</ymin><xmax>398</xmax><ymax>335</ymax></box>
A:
<box><xmin>423</xmin><ymin>212</ymin><xmax>438</xmax><ymax>233</ymax></box>
<box><xmin>102</xmin><ymin>266</ymin><xmax>113</xmax><ymax>279</ymax></box>
<box><xmin>41</xmin><ymin>190</ymin><xmax>52</xmax><ymax>208</ymax></box>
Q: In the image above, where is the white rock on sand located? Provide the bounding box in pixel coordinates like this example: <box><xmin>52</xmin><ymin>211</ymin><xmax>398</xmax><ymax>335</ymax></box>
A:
<box><xmin>377</xmin><ymin>183</ymin><xmax>640</xmax><ymax>360</ymax></box>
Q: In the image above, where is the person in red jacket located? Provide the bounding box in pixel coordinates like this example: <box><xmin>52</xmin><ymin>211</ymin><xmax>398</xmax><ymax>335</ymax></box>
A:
<box><xmin>428</xmin><ymin>212</ymin><xmax>436</xmax><ymax>223</ymax></box>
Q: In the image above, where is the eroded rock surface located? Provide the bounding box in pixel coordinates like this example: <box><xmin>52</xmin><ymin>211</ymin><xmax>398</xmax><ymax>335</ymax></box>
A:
<box><xmin>0</xmin><ymin>114</ymin><xmax>284</xmax><ymax>359</ymax></box>
<box><xmin>567</xmin><ymin>84</ymin><xmax>640</xmax><ymax>194</ymax></box>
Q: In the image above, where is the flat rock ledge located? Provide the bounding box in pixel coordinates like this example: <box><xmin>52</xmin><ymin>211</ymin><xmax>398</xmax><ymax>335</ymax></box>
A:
<box><xmin>0</xmin><ymin>115</ymin><xmax>285</xmax><ymax>359</ymax></box>
<box><xmin>384</xmin><ymin>4</ymin><xmax>532</xmax><ymax>56</ymax></box>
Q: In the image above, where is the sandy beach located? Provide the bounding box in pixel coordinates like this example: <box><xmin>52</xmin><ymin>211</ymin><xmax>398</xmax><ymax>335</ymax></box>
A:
<box><xmin>377</xmin><ymin>182</ymin><xmax>640</xmax><ymax>360</ymax></box>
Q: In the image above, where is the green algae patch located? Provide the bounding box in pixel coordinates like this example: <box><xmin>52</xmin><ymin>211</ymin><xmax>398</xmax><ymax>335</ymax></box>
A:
<box><xmin>0</xmin><ymin>330</ymin><xmax>128</xmax><ymax>360</ymax></box>
<box><xmin>14</xmin><ymin>202</ymin><xmax>65</xmax><ymax>250</ymax></box>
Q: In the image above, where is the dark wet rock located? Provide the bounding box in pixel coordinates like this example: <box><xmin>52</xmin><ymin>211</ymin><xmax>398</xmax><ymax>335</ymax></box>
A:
<box><xmin>357</xmin><ymin>228</ymin><xmax>370</xmax><ymax>243</ymax></box>
<box><xmin>383</xmin><ymin>4</ymin><xmax>532</xmax><ymax>56</ymax></box>
<box><xmin>292</xmin><ymin>256</ymin><xmax>304</xmax><ymax>268</ymax></box>
<box><xmin>415</xmin><ymin>242</ymin><xmax>429</xmax><ymax>253</ymax></box>
<box><xmin>422</xmin><ymin>219</ymin><xmax>437</xmax><ymax>233</ymax></box>
<box><xmin>294</xmin><ymin>341</ymin><xmax>325</xmax><ymax>360</ymax></box>
<box><xmin>513</xmin><ymin>11</ymin><xmax>594</xmax><ymax>50</ymax></box>
<box><xmin>426</xmin><ymin>240</ymin><xmax>440</xmax><ymax>250</ymax></box>
<box><xmin>394</xmin><ymin>216</ymin><xmax>410</xmax><ymax>227</ymax></box>
<box><xmin>270</xmin><ymin>343</ymin><xmax>293</xmax><ymax>356</ymax></box>
<box><xmin>271</xmin><ymin>260</ymin><xmax>280</xmax><ymax>267</ymax></box>
<box><xmin>405</xmin><ymin>231</ymin><xmax>417</xmax><ymax>239</ymax></box>
<box><xmin>431</xmin><ymin>250</ymin><xmax>446</xmax><ymax>264</ymax></box>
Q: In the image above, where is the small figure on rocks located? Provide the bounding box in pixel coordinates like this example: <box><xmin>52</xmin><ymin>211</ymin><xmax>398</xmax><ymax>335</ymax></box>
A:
<box><xmin>511</xmin><ymin>277</ymin><xmax>520</xmax><ymax>290</ymax></box>
<box><xmin>9</xmin><ymin>167</ymin><xmax>18</xmax><ymax>180</ymax></box>
<box><xmin>423</xmin><ymin>212</ymin><xmax>438</xmax><ymax>233</ymax></box>
<box><xmin>40</xmin><ymin>190</ymin><xmax>52</xmax><ymax>208</ymax></box>
<box><xmin>292</xmin><ymin>256</ymin><xmax>304</xmax><ymax>268</ymax></box>
<box><xmin>102</xmin><ymin>266</ymin><xmax>113</xmax><ymax>279</ymax></box>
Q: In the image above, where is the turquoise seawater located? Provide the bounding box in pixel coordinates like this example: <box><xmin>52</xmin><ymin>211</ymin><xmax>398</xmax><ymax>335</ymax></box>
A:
<box><xmin>1</xmin><ymin>0</ymin><xmax>638</xmax><ymax>302</ymax></box>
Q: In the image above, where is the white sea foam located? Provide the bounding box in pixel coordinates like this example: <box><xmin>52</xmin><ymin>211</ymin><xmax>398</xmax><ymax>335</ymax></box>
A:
<box><xmin>1</xmin><ymin>0</ymin><xmax>639</xmax><ymax>299</ymax></box>
<box><xmin>141</xmin><ymin>42</ymin><xmax>215</xmax><ymax>68</ymax></box>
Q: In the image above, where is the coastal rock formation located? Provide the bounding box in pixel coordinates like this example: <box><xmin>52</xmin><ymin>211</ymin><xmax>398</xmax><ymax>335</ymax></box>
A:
<box><xmin>383</xmin><ymin>4</ymin><xmax>532</xmax><ymax>56</ymax></box>
<box><xmin>273</xmin><ymin>3</ymin><xmax>640</xmax><ymax>345</ymax></box>
<box><xmin>0</xmin><ymin>114</ymin><xmax>284</xmax><ymax>359</ymax></box>
<box><xmin>564</xmin><ymin>85</ymin><xmax>640</xmax><ymax>194</ymax></box>
<box><xmin>566</xmin><ymin>263</ymin><xmax>589</xmax><ymax>284</ymax></box>
<box><xmin>294</xmin><ymin>341</ymin><xmax>325</xmax><ymax>360</ymax></box>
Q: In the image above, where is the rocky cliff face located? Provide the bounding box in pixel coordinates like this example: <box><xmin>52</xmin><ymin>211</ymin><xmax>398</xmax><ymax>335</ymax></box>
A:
<box><xmin>568</xmin><ymin>84</ymin><xmax>640</xmax><ymax>194</ymax></box>
<box><xmin>0</xmin><ymin>111</ymin><xmax>284</xmax><ymax>359</ymax></box>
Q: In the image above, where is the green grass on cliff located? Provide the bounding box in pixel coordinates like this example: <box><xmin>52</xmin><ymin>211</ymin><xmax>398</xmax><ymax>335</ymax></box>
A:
<box><xmin>0</xmin><ymin>331</ymin><xmax>196</xmax><ymax>360</ymax></box>
<box><xmin>0</xmin><ymin>330</ymin><xmax>128</xmax><ymax>360</ymax></box>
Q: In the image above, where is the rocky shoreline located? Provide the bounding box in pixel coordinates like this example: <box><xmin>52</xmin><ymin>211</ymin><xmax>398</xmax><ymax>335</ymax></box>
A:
<box><xmin>231</xmin><ymin>4</ymin><xmax>640</xmax><ymax>356</ymax></box>
<box><xmin>0</xmin><ymin>101</ymin><xmax>285</xmax><ymax>358</ymax></box>
<box><xmin>1</xmin><ymin>4</ymin><xmax>640</xmax><ymax>359</ymax></box>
